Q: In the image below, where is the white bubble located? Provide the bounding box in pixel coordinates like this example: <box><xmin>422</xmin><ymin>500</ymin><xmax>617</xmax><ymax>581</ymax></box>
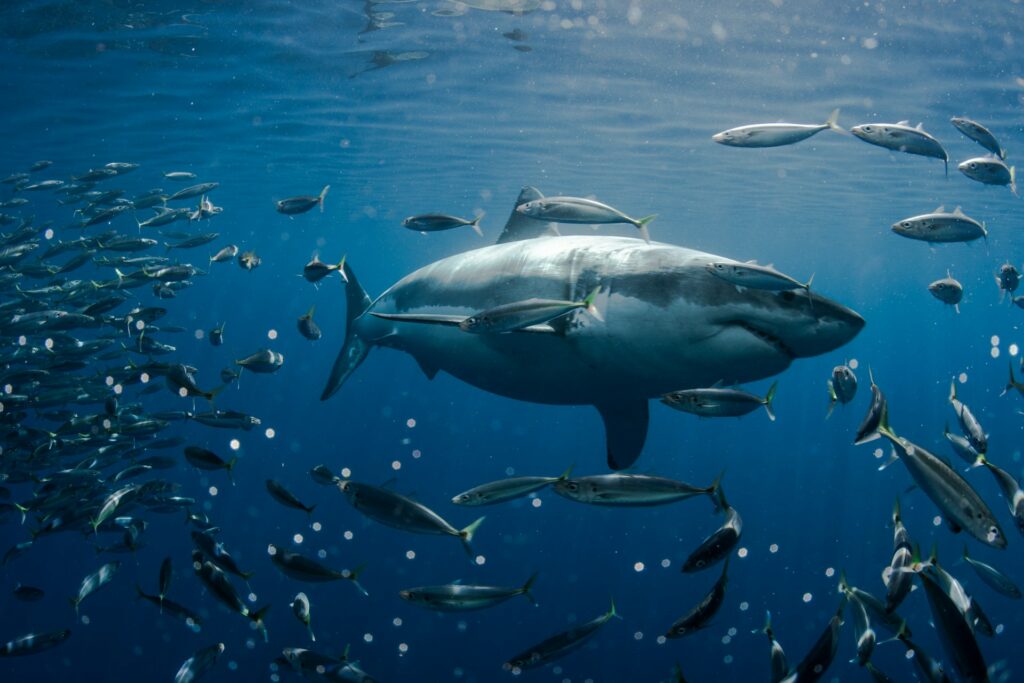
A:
<box><xmin>363</xmin><ymin>633</ymin><xmax>373</xmax><ymax>643</ymax></box>
<box><xmin>475</xmin><ymin>555</ymin><xmax>486</xmax><ymax>565</ymax></box>
<box><xmin>1011</xmin><ymin>344</ymin><xmax>1019</xmax><ymax>357</ymax></box>
<box><xmin>343</xmin><ymin>530</ymin><xmax>353</xmax><ymax>540</ymax></box>
<box><xmin>247</xmin><ymin>593</ymin><xmax>257</xmax><ymax>603</ymax></box>
<box><xmin>209</xmin><ymin>486</ymin><xmax>218</xmax><ymax>497</ymax></box>
<box><xmin>739</xmin><ymin>601</ymin><xmax>749</xmax><ymax>611</ymax></box>
<box><xmin>265</xmin><ymin>428</ymin><xmax>275</xmax><ymax>439</ymax></box>
<box><xmin>769</xmin><ymin>543</ymin><xmax>779</xmax><ymax>554</ymax></box>
<box><xmin>135</xmin><ymin>320</ymin><xmax>145</xmax><ymax>331</ymax></box>
<box><xmin>105</xmin><ymin>375</ymin><xmax>114</xmax><ymax>386</ymax></box>
<box><xmin>722</xmin><ymin>635</ymin><xmax>731</xmax><ymax>644</ymax></box>
<box><xmin>531</xmin><ymin>498</ymin><xmax>542</xmax><ymax>508</ymax></box>
<box><xmin>633</xmin><ymin>631</ymin><xmax>643</xmax><ymax>640</ymax></box>
<box><xmin>140</xmin><ymin>372</ymin><xmax>150</xmax><ymax>383</ymax></box>
<box><xmin>44</xmin><ymin>228</ymin><xmax>54</xmax><ymax>240</ymax></box>
<box><xmin>412</xmin><ymin>449</ymin><xmax>422</xmax><ymax>459</ymax></box>
<box><xmin>802</xmin><ymin>592</ymin><xmax>812</xmax><ymax>603</ymax></box>
<box><xmin>738</xmin><ymin>547</ymin><xmax>748</xmax><ymax>558</ymax></box>
<box><xmin>906</xmin><ymin>650</ymin><xmax>915</xmax><ymax>660</ymax></box>
<box><xmin>959</xmin><ymin>372</ymin><xmax>968</xmax><ymax>384</ymax></box>
<box><xmin>848</xmin><ymin>358</ymin><xmax>859</xmax><ymax>369</ymax></box>
<box><xmin>933</xmin><ymin>515</ymin><xmax>942</xmax><ymax>526</ymax></box>
<box><xmin>341</xmin><ymin>467</ymin><xmax>351</xmax><ymax>478</ymax></box>
<box><xmin>81</xmin><ymin>615</ymin><xmax>90</xmax><ymax>625</ymax></box>
<box><xmin>991</xmin><ymin>335</ymin><xmax>1000</xmax><ymax>347</ymax></box>
<box><xmin>268</xmin><ymin>329</ymin><xmax>278</xmax><ymax>340</ymax></box>
<box><xmin>406</xmin><ymin>418</ymin><xmax>416</xmax><ymax>428</ymax></box>
<box><xmin>991</xmin><ymin>347</ymin><xmax>1001</xmax><ymax>359</ymax></box>
<box><xmin>996</xmin><ymin>623</ymin><xmax>1005</xmax><ymax>634</ymax></box>
<box><xmin>113</xmin><ymin>384</ymin><xmax>123</xmax><ymax>395</ymax></box>
<box><xmin>505</xmin><ymin>467</ymin><xmax>515</xmax><ymax>476</ymax></box>
<box><xmin>393</xmin><ymin>617</ymin><xmax>403</xmax><ymax>627</ymax></box>
<box><xmin>873</xmin><ymin>448</ymin><xmax>883</xmax><ymax>459</ymax></box>
<box><xmin>312</xmin><ymin>522</ymin><xmax>322</xmax><ymax>532</ymax></box>
<box><xmin>230</xmin><ymin>439</ymin><xmax>240</xmax><ymax>451</ymax></box>
<box><xmin>194</xmin><ymin>329</ymin><xmax>204</xmax><ymax>340</ymax></box>
<box><xmin>656</xmin><ymin>635</ymin><xmax>667</xmax><ymax>645</ymax></box>
<box><xmin>44</xmin><ymin>337</ymin><xmax>54</xmax><ymax>350</ymax></box>
<box><xmin>317</xmin><ymin>549</ymin><xmax>326</xmax><ymax>559</ymax></box>
<box><xmin>634</xmin><ymin>562</ymin><xmax>645</xmax><ymax>572</ymax></box>
<box><xmin>293</xmin><ymin>534</ymin><xmax>303</xmax><ymax>544</ymax></box>
<box><xmin>17</xmin><ymin>335</ymin><xmax>26</xmax><ymax>346</ymax></box>
<box><xmin>661</xmin><ymin>558</ymin><xmax>670</xmax><ymax>568</ymax></box>
<box><xmin>405</xmin><ymin>550</ymin><xmax>415</xmax><ymax>560</ymax></box>
<box><xmin>825</xmin><ymin>567</ymin><xmax>835</xmax><ymax>577</ymax></box>
<box><xmin>728</xmin><ymin>627</ymin><xmax>737</xmax><ymax>636</ymax></box>
<box><xmin>398</xmin><ymin>643</ymin><xmax>408</xmax><ymax>653</ymax></box>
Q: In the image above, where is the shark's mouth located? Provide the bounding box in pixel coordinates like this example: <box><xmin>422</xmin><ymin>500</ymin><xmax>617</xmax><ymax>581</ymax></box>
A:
<box><xmin>729</xmin><ymin>320</ymin><xmax>796</xmax><ymax>359</ymax></box>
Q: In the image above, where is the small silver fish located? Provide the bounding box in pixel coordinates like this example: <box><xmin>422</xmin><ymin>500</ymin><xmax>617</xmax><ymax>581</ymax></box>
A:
<box><xmin>402</xmin><ymin>212</ymin><xmax>483</xmax><ymax>236</ymax></box>
<box><xmin>958</xmin><ymin>155</ymin><xmax>1017</xmax><ymax>196</ymax></box>
<box><xmin>458</xmin><ymin>286</ymin><xmax>602</xmax><ymax>333</ymax></box>
<box><xmin>276</xmin><ymin>185</ymin><xmax>329</xmax><ymax>215</ymax></box>
<box><xmin>516</xmin><ymin>196</ymin><xmax>655</xmax><ymax>243</ymax></box>
<box><xmin>400</xmin><ymin>574</ymin><xmax>537</xmax><ymax>611</ymax></box>
<box><xmin>851</xmin><ymin>121</ymin><xmax>948</xmax><ymax>174</ymax></box>
<box><xmin>712</xmin><ymin>109</ymin><xmax>843</xmax><ymax>147</ymax></box>
<box><xmin>891</xmin><ymin>206</ymin><xmax>986</xmax><ymax>244</ymax></box>
<box><xmin>452</xmin><ymin>466</ymin><xmax>572</xmax><ymax>506</ymax></box>
<box><xmin>951</xmin><ymin>117</ymin><xmax>1006</xmax><ymax>159</ymax></box>
<box><xmin>297</xmin><ymin>306</ymin><xmax>322</xmax><ymax>341</ymax></box>
<box><xmin>928</xmin><ymin>272</ymin><xmax>963</xmax><ymax>313</ymax></box>
<box><xmin>661</xmin><ymin>382</ymin><xmax>777</xmax><ymax>421</ymax></box>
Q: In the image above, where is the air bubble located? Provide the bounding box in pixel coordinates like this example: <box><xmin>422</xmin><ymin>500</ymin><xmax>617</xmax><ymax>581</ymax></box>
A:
<box><xmin>344</xmin><ymin>531</ymin><xmax>353</xmax><ymax>540</ymax></box>
<box><xmin>265</xmin><ymin>428</ymin><xmax>275</xmax><ymax>439</ymax></box>
<box><xmin>802</xmin><ymin>592</ymin><xmax>812</xmax><ymax>603</ymax></box>
<box><xmin>769</xmin><ymin>543</ymin><xmax>779</xmax><ymax>554</ymax></box>
<box><xmin>737</xmin><ymin>547</ymin><xmax>748</xmax><ymax>558</ymax></box>
<box><xmin>209</xmin><ymin>486</ymin><xmax>218</xmax><ymax>497</ymax></box>
<box><xmin>991</xmin><ymin>347</ymin><xmax>1000</xmax><ymax>359</ymax></box>
<box><xmin>293</xmin><ymin>534</ymin><xmax>303</xmax><ymax>544</ymax></box>
<box><xmin>848</xmin><ymin>358</ymin><xmax>859</xmax><ymax>369</ymax></box>
<box><xmin>230</xmin><ymin>439</ymin><xmax>240</xmax><ymax>451</ymax></box>
<box><xmin>634</xmin><ymin>562</ymin><xmax>645</xmax><ymax>572</ymax></box>
<box><xmin>406</xmin><ymin>550</ymin><xmax>416</xmax><ymax>560</ymax></box>
<box><xmin>531</xmin><ymin>498</ymin><xmax>542</xmax><ymax>508</ymax></box>
<box><xmin>268</xmin><ymin>329</ymin><xmax>278</xmax><ymax>340</ymax></box>
<box><xmin>406</xmin><ymin>418</ymin><xmax>416</xmax><ymax>428</ymax></box>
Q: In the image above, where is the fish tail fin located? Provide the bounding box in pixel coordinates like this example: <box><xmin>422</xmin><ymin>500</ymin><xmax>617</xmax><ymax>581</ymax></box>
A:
<box><xmin>713</xmin><ymin>484</ymin><xmax>729</xmax><ymax>513</ymax></box>
<box><xmin>318</xmin><ymin>185</ymin><xmax>330</xmax><ymax>212</ymax></box>
<box><xmin>944</xmin><ymin>158</ymin><xmax>948</xmax><ymax>178</ymax></box>
<box><xmin>971</xmin><ymin>451</ymin><xmax>987</xmax><ymax>469</ymax></box>
<box><xmin>825</xmin><ymin>107</ymin><xmax>844</xmax><ymax>133</ymax></box>
<box><xmin>321</xmin><ymin>260</ymin><xmax>374</xmax><ymax>401</ymax></box>
<box><xmin>892</xmin><ymin>496</ymin><xmax>901</xmax><ymax>524</ymax></box>
<box><xmin>1011</xmin><ymin>166</ymin><xmax>1017</xmax><ymax>197</ymax></box>
<box><xmin>556</xmin><ymin>464</ymin><xmax>574</xmax><ymax>481</ymax></box>
<box><xmin>70</xmin><ymin>597</ymin><xmax>80</xmax><ymax>617</ymax></box>
<box><xmin>635</xmin><ymin>214</ymin><xmax>656</xmax><ymax>243</ymax></box>
<box><xmin>608</xmin><ymin>596</ymin><xmax>622</xmax><ymax>620</ymax></box>
<box><xmin>470</xmin><ymin>213</ymin><xmax>485</xmax><ymax>237</ymax></box>
<box><xmin>335</xmin><ymin>254</ymin><xmax>348</xmax><ymax>282</ymax></box>
<box><xmin>582</xmin><ymin>285</ymin><xmax>604</xmax><ymax>322</ymax></box>
<box><xmin>763</xmin><ymin>381</ymin><xmax>777</xmax><ymax>421</ymax></box>
<box><xmin>949</xmin><ymin>377</ymin><xmax>959</xmax><ymax>405</ymax></box>
<box><xmin>347</xmin><ymin>564</ymin><xmax>369</xmax><ymax>597</ymax></box>
<box><xmin>707</xmin><ymin>469</ymin><xmax>725</xmax><ymax>497</ymax></box>
<box><xmin>1002</xmin><ymin>360</ymin><xmax>1017</xmax><ymax>397</ymax></box>
<box><xmin>878</xmin><ymin>446</ymin><xmax>899</xmax><ymax>471</ymax></box>
<box><xmin>877</xmin><ymin>397</ymin><xmax>896</xmax><ymax>441</ymax></box>
<box><xmin>14</xmin><ymin>502</ymin><xmax>28</xmax><ymax>525</ymax></box>
<box><xmin>205</xmin><ymin>383</ymin><xmax>227</xmax><ymax>406</ymax></box>
<box><xmin>250</xmin><ymin>604</ymin><xmax>271</xmax><ymax>641</ymax></box>
<box><xmin>826</xmin><ymin>380</ymin><xmax>837</xmax><ymax>419</ymax></box>
<box><xmin>458</xmin><ymin>516</ymin><xmax>486</xmax><ymax>557</ymax></box>
<box><xmin>521</xmin><ymin>572</ymin><xmax>539</xmax><ymax>605</ymax></box>
<box><xmin>305</xmin><ymin>304</ymin><xmax>316</xmax><ymax>319</ymax></box>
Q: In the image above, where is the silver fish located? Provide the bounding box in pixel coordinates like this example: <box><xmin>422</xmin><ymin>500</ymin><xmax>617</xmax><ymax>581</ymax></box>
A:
<box><xmin>174</xmin><ymin>642</ymin><xmax>224</xmax><ymax>683</ymax></box>
<box><xmin>452</xmin><ymin>466</ymin><xmax>572</xmax><ymax>506</ymax></box>
<box><xmin>706</xmin><ymin>260</ymin><xmax>813</xmax><ymax>293</ymax></box>
<box><xmin>402</xmin><ymin>212</ymin><xmax>483</xmax><ymax>236</ymax></box>
<box><xmin>681</xmin><ymin>486</ymin><xmax>741</xmax><ymax>572</ymax></box>
<box><xmin>71</xmin><ymin>561</ymin><xmax>121</xmax><ymax>614</ymax></box>
<box><xmin>503</xmin><ymin>599</ymin><xmax>618</xmax><ymax>671</ymax></box>
<box><xmin>552</xmin><ymin>472</ymin><xmax>720</xmax><ymax>507</ymax></box>
<box><xmin>929</xmin><ymin>272</ymin><xmax>963</xmax><ymax>313</ymax></box>
<box><xmin>665</xmin><ymin>559</ymin><xmax>728</xmax><ymax>637</ymax></box>
<box><xmin>851</xmin><ymin>120</ymin><xmax>948</xmax><ymax>174</ymax></box>
<box><xmin>516</xmin><ymin>196</ymin><xmax>656</xmax><ymax>243</ymax></box>
<box><xmin>268</xmin><ymin>544</ymin><xmax>367</xmax><ymax>595</ymax></box>
<box><xmin>760</xmin><ymin>611</ymin><xmax>789</xmax><ymax>683</ymax></box>
<box><xmin>892</xmin><ymin>206</ymin><xmax>986</xmax><ymax>244</ymax></box>
<box><xmin>168</xmin><ymin>182</ymin><xmax>219</xmax><ymax>202</ymax></box>
<box><xmin>958</xmin><ymin>155</ymin><xmax>1017</xmax><ymax>196</ymax></box>
<box><xmin>712</xmin><ymin>109</ymin><xmax>843</xmax><ymax>147</ymax></box>
<box><xmin>951</xmin><ymin>117</ymin><xmax>1005</xmax><ymax>159</ymax></box>
<box><xmin>291</xmin><ymin>592</ymin><xmax>315</xmax><ymax>641</ymax></box>
<box><xmin>917</xmin><ymin>567</ymin><xmax>989</xmax><ymax>683</ymax></box>
<box><xmin>826</xmin><ymin>364</ymin><xmax>857</xmax><ymax>418</ymax></box>
<box><xmin>457</xmin><ymin>286</ymin><xmax>602</xmax><ymax>333</ymax></box>
<box><xmin>662</xmin><ymin>382</ymin><xmax>776</xmax><ymax>421</ymax></box>
<box><xmin>297</xmin><ymin>306</ymin><xmax>322</xmax><ymax>341</ymax></box>
<box><xmin>882</xmin><ymin>497</ymin><xmax>913</xmax><ymax>612</ymax></box>
<box><xmin>276</xmin><ymin>185</ymin><xmax>329</xmax><ymax>215</ymax></box>
<box><xmin>962</xmin><ymin>545</ymin><xmax>1021</xmax><ymax>598</ymax></box>
<box><xmin>949</xmin><ymin>380</ymin><xmax>986</xmax><ymax>455</ymax></box>
<box><xmin>235</xmin><ymin>349</ymin><xmax>284</xmax><ymax>373</ymax></box>
<box><xmin>973</xmin><ymin>453</ymin><xmax>1024</xmax><ymax>536</ymax></box>
<box><xmin>339</xmin><ymin>480</ymin><xmax>484</xmax><ymax>556</ymax></box>
<box><xmin>0</xmin><ymin>630</ymin><xmax>71</xmax><ymax>657</ymax></box>
<box><xmin>400</xmin><ymin>574</ymin><xmax>537</xmax><ymax>611</ymax></box>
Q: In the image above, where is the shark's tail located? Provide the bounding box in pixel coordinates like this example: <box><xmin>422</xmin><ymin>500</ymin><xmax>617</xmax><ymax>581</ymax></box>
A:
<box><xmin>320</xmin><ymin>260</ymin><xmax>374</xmax><ymax>400</ymax></box>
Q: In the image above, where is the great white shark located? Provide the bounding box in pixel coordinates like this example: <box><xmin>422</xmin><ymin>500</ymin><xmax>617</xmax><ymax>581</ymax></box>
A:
<box><xmin>322</xmin><ymin>188</ymin><xmax>865</xmax><ymax>469</ymax></box>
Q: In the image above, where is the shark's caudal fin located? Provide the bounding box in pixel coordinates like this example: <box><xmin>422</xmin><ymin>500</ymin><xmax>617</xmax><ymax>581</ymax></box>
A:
<box><xmin>594</xmin><ymin>400</ymin><xmax>649</xmax><ymax>470</ymax></box>
<box><xmin>495</xmin><ymin>186</ymin><xmax>558</xmax><ymax>244</ymax></box>
<box><xmin>321</xmin><ymin>261</ymin><xmax>374</xmax><ymax>400</ymax></box>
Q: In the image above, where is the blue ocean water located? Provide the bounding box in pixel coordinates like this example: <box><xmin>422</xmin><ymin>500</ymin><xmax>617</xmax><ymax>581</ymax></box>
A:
<box><xmin>2</xmin><ymin>1</ymin><xmax>1023</xmax><ymax>681</ymax></box>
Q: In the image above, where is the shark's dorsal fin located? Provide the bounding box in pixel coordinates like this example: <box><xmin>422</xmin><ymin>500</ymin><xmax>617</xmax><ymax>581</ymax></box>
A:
<box><xmin>916</xmin><ymin>122</ymin><xmax>924</xmax><ymax>130</ymax></box>
<box><xmin>897</xmin><ymin>120</ymin><xmax>910</xmax><ymax>126</ymax></box>
<box><xmin>952</xmin><ymin>206</ymin><xmax>964</xmax><ymax>216</ymax></box>
<box><xmin>496</xmin><ymin>187</ymin><xmax>551</xmax><ymax>244</ymax></box>
<box><xmin>934</xmin><ymin>205</ymin><xmax>945</xmax><ymax>213</ymax></box>
<box><xmin>594</xmin><ymin>400</ymin><xmax>649</xmax><ymax>470</ymax></box>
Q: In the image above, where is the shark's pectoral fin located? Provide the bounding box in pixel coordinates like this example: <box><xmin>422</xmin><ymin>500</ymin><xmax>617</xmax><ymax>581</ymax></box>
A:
<box><xmin>414</xmin><ymin>356</ymin><xmax>439</xmax><ymax>380</ymax></box>
<box><xmin>595</xmin><ymin>400</ymin><xmax>649</xmax><ymax>470</ymax></box>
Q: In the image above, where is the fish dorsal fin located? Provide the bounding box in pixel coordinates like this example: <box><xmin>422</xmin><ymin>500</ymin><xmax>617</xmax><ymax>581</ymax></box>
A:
<box><xmin>496</xmin><ymin>186</ymin><xmax>548</xmax><ymax>244</ymax></box>
<box><xmin>953</xmin><ymin>206</ymin><xmax>964</xmax><ymax>216</ymax></box>
<box><xmin>934</xmin><ymin>205</ymin><xmax>945</xmax><ymax>213</ymax></box>
<box><xmin>765</xmin><ymin>263</ymin><xmax>774</xmax><ymax>269</ymax></box>
<box><xmin>916</xmin><ymin>122</ymin><xmax>924</xmax><ymax>130</ymax></box>
<box><xmin>594</xmin><ymin>400</ymin><xmax>649</xmax><ymax>470</ymax></box>
<box><xmin>897</xmin><ymin>120</ymin><xmax>910</xmax><ymax>126</ymax></box>
<box><xmin>451</xmin><ymin>578</ymin><xmax>463</xmax><ymax>585</ymax></box>
<box><xmin>745</xmin><ymin>259</ymin><xmax>757</xmax><ymax>265</ymax></box>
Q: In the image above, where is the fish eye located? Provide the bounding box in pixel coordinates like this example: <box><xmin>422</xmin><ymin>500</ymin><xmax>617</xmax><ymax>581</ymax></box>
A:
<box><xmin>566</xmin><ymin>482</ymin><xmax>579</xmax><ymax>492</ymax></box>
<box><xmin>969</xmin><ymin>163</ymin><xmax>977</xmax><ymax>169</ymax></box>
<box><xmin>862</xmin><ymin>126</ymin><xmax>872</xmax><ymax>132</ymax></box>
<box><xmin>901</xmin><ymin>221</ymin><xmax>911</xmax><ymax>228</ymax></box>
